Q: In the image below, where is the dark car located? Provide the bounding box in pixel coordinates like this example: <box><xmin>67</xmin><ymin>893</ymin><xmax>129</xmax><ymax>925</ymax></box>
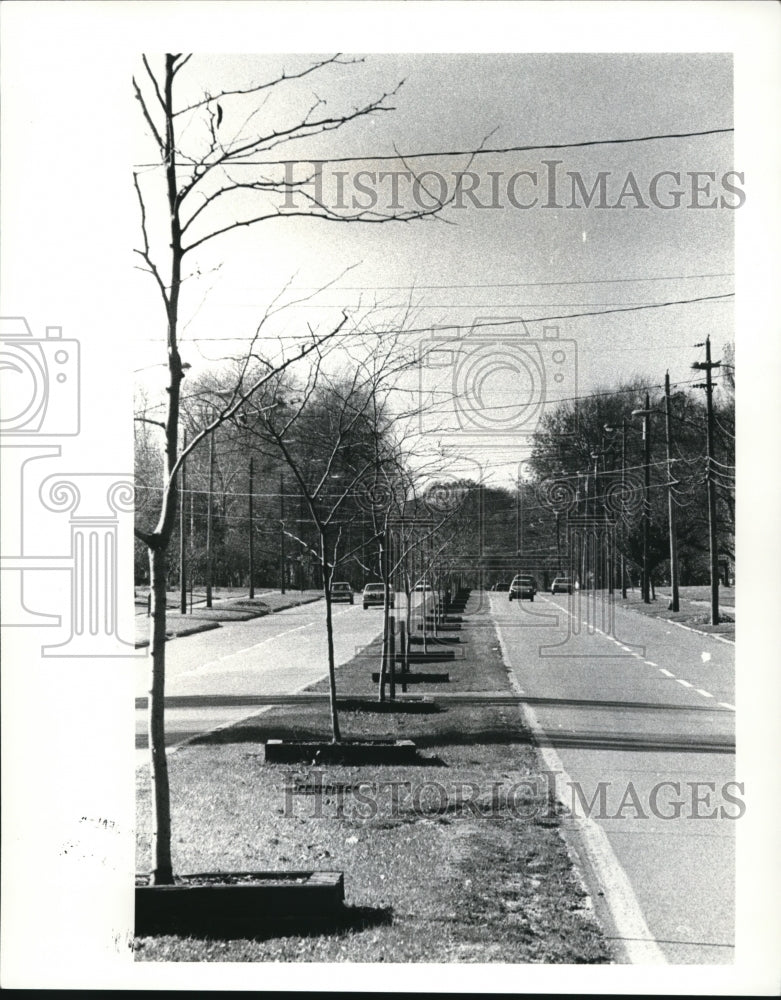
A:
<box><xmin>509</xmin><ymin>575</ymin><xmax>537</xmax><ymax>601</ymax></box>
<box><xmin>330</xmin><ymin>581</ymin><xmax>354</xmax><ymax>604</ymax></box>
<box><xmin>551</xmin><ymin>577</ymin><xmax>573</xmax><ymax>594</ymax></box>
<box><xmin>493</xmin><ymin>582</ymin><xmax>510</xmax><ymax>591</ymax></box>
<box><xmin>362</xmin><ymin>583</ymin><xmax>395</xmax><ymax>610</ymax></box>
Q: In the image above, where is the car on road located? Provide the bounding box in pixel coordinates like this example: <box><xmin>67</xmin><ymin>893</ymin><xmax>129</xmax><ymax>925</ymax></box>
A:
<box><xmin>509</xmin><ymin>575</ymin><xmax>537</xmax><ymax>601</ymax></box>
<box><xmin>551</xmin><ymin>577</ymin><xmax>573</xmax><ymax>594</ymax></box>
<box><xmin>330</xmin><ymin>582</ymin><xmax>354</xmax><ymax>604</ymax></box>
<box><xmin>493</xmin><ymin>582</ymin><xmax>510</xmax><ymax>591</ymax></box>
<box><xmin>362</xmin><ymin>583</ymin><xmax>395</xmax><ymax>610</ymax></box>
<box><xmin>414</xmin><ymin>582</ymin><xmax>432</xmax><ymax>591</ymax></box>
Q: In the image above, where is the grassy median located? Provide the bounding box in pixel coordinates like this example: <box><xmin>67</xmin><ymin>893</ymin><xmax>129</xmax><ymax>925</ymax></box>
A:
<box><xmin>135</xmin><ymin>594</ymin><xmax>612</xmax><ymax>963</ymax></box>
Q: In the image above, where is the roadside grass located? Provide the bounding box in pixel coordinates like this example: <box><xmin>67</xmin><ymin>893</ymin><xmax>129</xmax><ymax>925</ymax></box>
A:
<box><xmin>135</xmin><ymin>594</ymin><xmax>612</xmax><ymax>963</ymax></box>
<box><xmin>134</xmin><ymin>590</ymin><xmax>323</xmax><ymax>648</ymax></box>
<box><xmin>666</xmin><ymin>585</ymin><xmax>735</xmax><ymax>606</ymax></box>
<box><xmin>619</xmin><ymin>589</ymin><xmax>734</xmax><ymax>641</ymax></box>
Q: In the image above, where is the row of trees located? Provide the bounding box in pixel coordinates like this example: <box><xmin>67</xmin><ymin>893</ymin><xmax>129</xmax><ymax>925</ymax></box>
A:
<box><xmin>137</xmin><ymin>354</ymin><xmax>736</xmax><ymax>606</ymax></box>
<box><xmin>526</xmin><ymin>357</ymin><xmax>735</xmax><ymax>594</ymax></box>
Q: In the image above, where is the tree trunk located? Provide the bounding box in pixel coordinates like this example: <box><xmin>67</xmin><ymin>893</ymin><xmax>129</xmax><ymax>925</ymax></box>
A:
<box><xmin>320</xmin><ymin>535</ymin><xmax>341</xmax><ymax>743</ymax></box>
<box><xmin>148</xmin><ymin>544</ymin><xmax>173</xmax><ymax>884</ymax></box>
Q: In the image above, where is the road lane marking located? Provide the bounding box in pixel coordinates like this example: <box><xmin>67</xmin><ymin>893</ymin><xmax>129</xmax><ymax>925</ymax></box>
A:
<box><xmin>719</xmin><ymin>702</ymin><xmax>736</xmax><ymax>711</ymax></box>
<box><xmin>543</xmin><ymin>598</ymin><xmax>733</xmax><ymax>709</ymax></box>
<box><xmin>663</xmin><ymin>616</ymin><xmax>735</xmax><ymax>646</ymax></box>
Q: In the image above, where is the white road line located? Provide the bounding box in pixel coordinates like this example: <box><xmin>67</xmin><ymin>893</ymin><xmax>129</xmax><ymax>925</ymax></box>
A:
<box><xmin>491</xmin><ymin>594</ymin><xmax>666</xmax><ymax>966</ymax></box>
<box><xmin>676</xmin><ymin>679</ymin><xmax>693</xmax><ymax>688</ymax></box>
<box><xmin>719</xmin><ymin>702</ymin><xmax>736</xmax><ymax>711</ymax></box>
<box><xmin>659</xmin><ymin>668</ymin><xmax>675</xmax><ymax>677</ymax></box>
<box><xmin>696</xmin><ymin>689</ymin><xmax>714</xmax><ymax>698</ymax></box>
<box><xmin>663</xmin><ymin>616</ymin><xmax>735</xmax><ymax>646</ymax></box>
<box><xmin>645</xmin><ymin>661</ymin><xmax>658</xmax><ymax>667</ymax></box>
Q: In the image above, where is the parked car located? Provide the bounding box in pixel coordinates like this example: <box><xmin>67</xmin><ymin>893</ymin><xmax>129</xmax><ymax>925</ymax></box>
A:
<box><xmin>509</xmin><ymin>575</ymin><xmax>537</xmax><ymax>601</ymax></box>
<box><xmin>330</xmin><ymin>581</ymin><xmax>354</xmax><ymax>604</ymax></box>
<box><xmin>551</xmin><ymin>577</ymin><xmax>573</xmax><ymax>594</ymax></box>
<box><xmin>414</xmin><ymin>582</ymin><xmax>432</xmax><ymax>591</ymax></box>
<box><xmin>493</xmin><ymin>582</ymin><xmax>510</xmax><ymax>591</ymax></box>
<box><xmin>362</xmin><ymin>583</ymin><xmax>395</xmax><ymax>610</ymax></box>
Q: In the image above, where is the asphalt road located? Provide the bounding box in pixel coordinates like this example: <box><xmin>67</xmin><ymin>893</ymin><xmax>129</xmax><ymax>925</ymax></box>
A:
<box><xmin>488</xmin><ymin>588</ymin><xmax>736</xmax><ymax>965</ymax></box>
<box><xmin>135</xmin><ymin>593</ymin><xmax>424</xmax><ymax>764</ymax></box>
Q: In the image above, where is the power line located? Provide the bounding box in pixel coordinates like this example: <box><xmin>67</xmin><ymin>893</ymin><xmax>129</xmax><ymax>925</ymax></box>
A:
<box><xmin>135</xmin><ymin>125</ymin><xmax>734</xmax><ymax>168</ymax></box>
<box><xmin>136</xmin><ymin>373</ymin><xmax>716</xmax><ymax>418</ymax></box>
<box><xmin>138</xmin><ymin>292</ymin><xmax>733</xmax><ymax>341</ymax></box>
<box><xmin>243</xmin><ymin>271</ymin><xmax>734</xmax><ymax>292</ymax></box>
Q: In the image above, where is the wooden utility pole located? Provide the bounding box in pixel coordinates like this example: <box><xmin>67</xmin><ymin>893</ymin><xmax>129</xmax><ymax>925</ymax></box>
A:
<box><xmin>664</xmin><ymin>372</ymin><xmax>680</xmax><ymax>612</ymax></box>
<box><xmin>279</xmin><ymin>472</ymin><xmax>286</xmax><ymax>594</ymax></box>
<box><xmin>179</xmin><ymin>429</ymin><xmax>187</xmax><ymax>614</ymax></box>
<box><xmin>632</xmin><ymin>395</ymin><xmax>652</xmax><ymax>604</ymax></box>
<box><xmin>692</xmin><ymin>337</ymin><xmax>721</xmax><ymax>624</ymax></box>
<box><xmin>621</xmin><ymin>420</ymin><xmax>627</xmax><ymax>599</ymax></box>
<box><xmin>205</xmin><ymin>430</ymin><xmax>214</xmax><ymax>608</ymax></box>
<box><xmin>642</xmin><ymin>394</ymin><xmax>651</xmax><ymax>604</ymax></box>
<box><xmin>248</xmin><ymin>456</ymin><xmax>254</xmax><ymax>599</ymax></box>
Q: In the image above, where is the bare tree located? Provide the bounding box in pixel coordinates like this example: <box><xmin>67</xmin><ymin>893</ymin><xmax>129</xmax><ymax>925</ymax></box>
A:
<box><xmin>132</xmin><ymin>53</ymin><xmax>469</xmax><ymax>885</ymax></box>
<box><xmin>235</xmin><ymin>328</ymin><xmax>422</xmax><ymax>738</ymax></box>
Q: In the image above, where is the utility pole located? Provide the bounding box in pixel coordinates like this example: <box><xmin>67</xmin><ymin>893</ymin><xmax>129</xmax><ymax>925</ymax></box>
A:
<box><xmin>664</xmin><ymin>372</ymin><xmax>680</xmax><ymax>612</ymax></box>
<box><xmin>692</xmin><ymin>337</ymin><xmax>721</xmax><ymax>624</ymax></box>
<box><xmin>248</xmin><ymin>456</ymin><xmax>254</xmax><ymax>599</ymax></box>
<box><xmin>205</xmin><ymin>430</ymin><xmax>214</xmax><ymax>608</ymax></box>
<box><xmin>632</xmin><ymin>395</ymin><xmax>652</xmax><ymax>604</ymax></box>
<box><xmin>620</xmin><ymin>420</ymin><xmax>627</xmax><ymax>599</ymax></box>
<box><xmin>279</xmin><ymin>472</ymin><xmax>286</xmax><ymax>594</ymax></box>
<box><xmin>179</xmin><ymin>429</ymin><xmax>187</xmax><ymax>614</ymax></box>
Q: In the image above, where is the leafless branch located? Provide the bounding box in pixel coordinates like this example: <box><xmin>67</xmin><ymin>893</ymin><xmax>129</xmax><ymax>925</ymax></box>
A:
<box><xmin>172</xmin><ymin>54</ymin><xmax>363</xmax><ymax>117</ymax></box>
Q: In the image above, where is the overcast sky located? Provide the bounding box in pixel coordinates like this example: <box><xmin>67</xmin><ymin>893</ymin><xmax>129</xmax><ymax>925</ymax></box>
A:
<box><xmin>130</xmin><ymin>51</ymin><xmax>735</xmax><ymax>482</ymax></box>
